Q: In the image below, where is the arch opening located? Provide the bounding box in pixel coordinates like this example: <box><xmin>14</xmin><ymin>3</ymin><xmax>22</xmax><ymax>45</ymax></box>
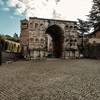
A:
<box><xmin>46</xmin><ymin>25</ymin><xmax>64</xmax><ymax>58</ymax></box>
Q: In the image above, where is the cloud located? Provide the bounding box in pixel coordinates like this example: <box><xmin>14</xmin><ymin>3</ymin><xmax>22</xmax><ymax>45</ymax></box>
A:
<box><xmin>52</xmin><ymin>10</ymin><xmax>61</xmax><ymax>19</ymax></box>
<box><xmin>15</xmin><ymin>2</ymin><xmax>26</xmax><ymax>15</ymax></box>
<box><xmin>7</xmin><ymin>0</ymin><xmax>19</xmax><ymax>7</ymax></box>
<box><xmin>5</xmin><ymin>0</ymin><xmax>92</xmax><ymax>20</ymax></box>
<box><xmin>6</xmin><ymin>0</ymin><xmax>60</xmax><ymax>19</ymax></box>
<box><xmin>2</xmin><ymin>7</ymin><xmax>10</xmax><ymax>11</ymax></box>
<box><xmin>10</xmin><ymin>16</ymin><xmax>15</xmax><ymax>19</ymax></box>
<box><xmin>0</xmin><ymin>0</ymin><xmax>4</xmax><ymax>5</ymax></box>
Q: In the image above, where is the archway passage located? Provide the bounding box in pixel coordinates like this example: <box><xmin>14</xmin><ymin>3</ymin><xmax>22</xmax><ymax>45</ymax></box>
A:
<box><xmin>46</xmin><ymin>25</ymin><xmax>64</xmax><ymax>58</ymax></box>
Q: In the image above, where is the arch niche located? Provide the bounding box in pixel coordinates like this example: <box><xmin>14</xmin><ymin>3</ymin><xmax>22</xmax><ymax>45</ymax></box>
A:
<box><xmin>46</xmin><ymin>25</ymin><xmax>64</xmax><ymax>58</ymax></box>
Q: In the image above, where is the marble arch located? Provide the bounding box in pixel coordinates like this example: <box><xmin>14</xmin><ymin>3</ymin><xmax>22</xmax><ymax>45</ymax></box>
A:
<box><xmin>20</xmin><ymin>17</ymin><xmax>77</xmax><ymax>59</ymax></box>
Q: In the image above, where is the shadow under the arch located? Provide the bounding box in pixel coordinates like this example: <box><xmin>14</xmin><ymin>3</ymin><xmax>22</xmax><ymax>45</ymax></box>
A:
<box><xmin>46</xmin><ymin>25</ymin><xmax>64</xmax><ymax>58</ymax></box>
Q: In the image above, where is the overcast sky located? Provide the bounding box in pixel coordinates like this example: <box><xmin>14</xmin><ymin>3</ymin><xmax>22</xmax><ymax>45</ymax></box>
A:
<box><xmin>0</xmin><ymin>0</ymin><xmax>92</xmax><ymax>36</ymax></box>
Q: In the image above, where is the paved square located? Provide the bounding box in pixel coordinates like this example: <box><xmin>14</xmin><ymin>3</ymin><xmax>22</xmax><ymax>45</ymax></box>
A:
<box><xmin>0</xmin><ymin>59</ymin><xmax>100</xmax><ymax>100</ymax></box>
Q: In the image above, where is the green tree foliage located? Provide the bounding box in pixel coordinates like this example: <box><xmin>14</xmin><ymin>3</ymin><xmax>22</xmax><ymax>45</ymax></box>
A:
<box><xmin>77</xmin><ymin>18</ymin><xmax>90</xmax><ymax>36</ymax></box>
<box><xmin>77</xmin><ymin>19</ymin><xmax>90</xmax><ymax>54</ymax></box>
<box><xmin>0</xmin><ymin>39</ymin><xmax>5</xmax><ymax>51</ymax></box>
<box><xmin>88</xmin><ymin>0</ymin><xmax>100</xmax><ymax>28</ymax></box>
<box><xmin>13</xmin><ymin>33</ymin><xmax>18</xmax><ymax>39</ymax></box>
<box><xmin>5</xmin><ymin>35</ymin><xmax>12</xmax><ymax>39</ymax></box>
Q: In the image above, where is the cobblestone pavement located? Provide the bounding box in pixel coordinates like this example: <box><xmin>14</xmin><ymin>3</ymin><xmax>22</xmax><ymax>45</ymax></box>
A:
<box><xmin>0</xmin><ymin>59</ymin><xmax>100</xmax><ymax>100</ymax></box>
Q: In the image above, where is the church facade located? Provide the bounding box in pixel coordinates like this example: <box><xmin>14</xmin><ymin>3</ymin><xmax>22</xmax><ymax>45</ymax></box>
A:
<box><xmin>20</xmin><ymin>17</ymin><xmax>77</xmax><ymax>59</ymax></box>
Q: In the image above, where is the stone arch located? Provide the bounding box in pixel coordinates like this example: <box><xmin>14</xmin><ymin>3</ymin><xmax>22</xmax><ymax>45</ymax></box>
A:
<box><xmin>45</xmin><ymin>24</ymin><xmax>64</xmax><ymax>58</ymax></box>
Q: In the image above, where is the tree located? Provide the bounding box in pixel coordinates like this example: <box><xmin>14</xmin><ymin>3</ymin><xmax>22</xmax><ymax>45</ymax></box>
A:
<box><xmin>0</xmin><ymin>39</ymin><xmax>5</xmax><ymax>51</ymax></box>
<box><xmin>77</xmin><ymin>18</ymin><xmax>90</xmax><ymax>37</ymax></box>
<box><xmin>13</xmin><ymin>33</ymin><xmax>18</xmax><ymax>40</ymax></box>
<box><xmin>88</xmin><ymin>0</ymin><xmax>100</xmax><ymax>29</ymax></box>
<box><xmin>5</xmin><ymin>35</ymin><xmax>12</xmax><ymax>38</ymax></box>
<box><xmin>77</xmin><ymin>19</ymin><xmax>90</xmax><ymax>54</ymax></box>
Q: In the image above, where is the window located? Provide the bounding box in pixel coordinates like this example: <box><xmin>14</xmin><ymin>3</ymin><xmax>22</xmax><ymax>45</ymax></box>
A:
<box><xmin>70</xmin><ymin>26</ymin><xmax>73</xmax><ymax>29</ymax></box>
<box><xmin>35</xmin><ymin>23</ymin><xmax>38</xmax><ymax>28</ymax></box>
<box><xmin>30</xmin><ymin>23</ymin><xmax>33</xmax><ymax>28</ymax></box>
<box><xmin>40</xmin><ymin>39</ymin><xmax>44</xmax><ymax>44</ymax></box>
<box><xmin>65</xmin><ymin>25</ymin><xmax>69</xmax><ymax>30</ymax></box>
<box><xmin>40</xmin><ymin>23</ymin><xmax>43</xmax><ymax>26</ymax></box>
<box><xmin>30</xmin><ymin>38</ymin><xmax>34</xmax><ymax>43</ymax></box>
<box><xmin>22</xmin><ymin>28</ymin><xmax>27</xmax><ymax>31</ymax></box>
<box><xmin>22</xmin><ymin>23</ymin><xmax>27</xmax><ymax>25</ymax></box>
<box><xmin>35</xmin><ymin>38</ymin><xmax>39</xmax><ymax>43</ymax></box>
<box><xmin>74</xmin><ymin>26</ymin><xmax>77</xmax><ymax>29</ymax></box>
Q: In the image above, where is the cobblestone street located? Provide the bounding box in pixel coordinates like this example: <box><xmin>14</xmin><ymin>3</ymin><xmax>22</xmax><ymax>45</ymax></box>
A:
<box><xmin>0</xmin><ymin>59</ymin><xmax>100</xmax><ymax>100</ymax></box>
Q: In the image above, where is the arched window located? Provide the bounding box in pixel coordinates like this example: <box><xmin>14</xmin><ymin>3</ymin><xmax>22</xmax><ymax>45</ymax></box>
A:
<box><xmin>74</xmin><ymin>26</ymin><xmax>77</xmax><ymax>29</ymax></box>
<box><xmin>69</xmin><ymin>26</ymin><xmax>73</xmax><ymax>29</ymax></box>
<box><xmin>35</xmin><ymin>23</ymin><xmax>38</xmax><ymax>28</ymax></box>
<box><xmin>35</xmin><ymin>38</ymin><xmax>39</xmax><ymax>43</ymax></box>
<box><xmin>30</xmin><ymin>38</ymin><xmax>34</xmax><ymax>43</ymax></box>
<box><xmin>40</xmin><ymin>38</ymin><xmax>44</xmax><ymax>44</ymax></box>
<box><xmin>74</xmin><ymin>39</ymin><xmax>77</xmax><ymax>42</ymax></box>
<box><xmin>65</xmin><ymin>25</ymin><xmax>69</xmax><ymax>30</ymax></box>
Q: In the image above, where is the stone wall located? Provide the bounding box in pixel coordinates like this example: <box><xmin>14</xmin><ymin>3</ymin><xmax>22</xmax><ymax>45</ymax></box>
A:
<box><xmin>2</xmin><ymin>52</ymin><xmax>23</xmax><ymax>63</ymax></box>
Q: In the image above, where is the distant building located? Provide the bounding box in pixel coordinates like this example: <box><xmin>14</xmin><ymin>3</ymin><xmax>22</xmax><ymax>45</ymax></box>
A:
<box><xmin>20</xmin><ymin>19</ymin><xmax>29</xmax><ymax>56</ymax></box>
<box><xmin>85</xmin><ymin>26</ymin><xmax>100</xmax><ymax>43</ymax></box>
<box><xmin>5</xmin><ymin>39</ymin><xmax>21</xmax><ymax>53</ymax></box>
<box><xmin>0</xmin><ymin>35</ymin><xmax>21</xmax><ymax>53</ymax></box>
<box><xmin>20</xmin><ymin>19</ymin><xmax>29</xmax><ymax>46</ymax></box>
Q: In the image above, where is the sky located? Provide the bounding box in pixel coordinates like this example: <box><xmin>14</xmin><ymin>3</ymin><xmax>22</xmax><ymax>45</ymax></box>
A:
<box><xmin>0</xmin><ymin>0</ymin><xmax>92</xmax><ymax>36</ymax></box>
